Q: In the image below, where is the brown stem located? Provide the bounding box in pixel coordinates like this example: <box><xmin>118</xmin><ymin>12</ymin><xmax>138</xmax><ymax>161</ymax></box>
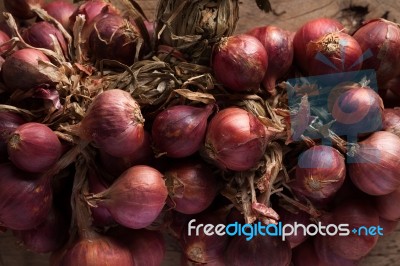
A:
<box><xmin>72</xmin><ymin>15</ymin><xmax>86</xmax><ymax>64</ymax></box>
<box><xmin>31</xmin><ymin>7</ymin><xmax>73</xmax><ymax>60</ymax></box>
<box><xmin>258</xmin><ymin>143</ymin><xmax>283</xmax><ymax>206</ymax></box>
<box><xmin>44</xmin><ymin>141</ymin><xmax>89</xmax><ymax>179</ymax></box>
<box><xmin>72</xmin><ymin>158</ymin><xmax>96</xmax><ymax>239</ymax></box>
<box><xmin>236</xmin><ymin>173</ymin><xmax>255</xmax><ymax>224</ymax></box>
<box><xmin>276</xmin><ymin>192</ymin><xmax>320</xmax><ymax>218</ymax></box>
<box><xmin>3</xmin><ymin>12</ymin><xmax>65</xmax><ymax>65</ymax></box>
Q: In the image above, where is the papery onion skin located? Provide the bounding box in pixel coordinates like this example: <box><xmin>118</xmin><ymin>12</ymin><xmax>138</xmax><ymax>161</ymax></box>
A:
<box><xmin>165</xmin><ymin>159</ymin><xmax>218</xmax><ymax>214</ymax></box>
<box><xmin>4</xmin><ymin>0</ymin><xmax>44</xmax><ymax>19</ymax></box>
<box><xmin>61</xmin><ymin>234</ymin><xmax>133</xmax><ymax>266</ymax></box>
<box><xmin>80</xmin><ymin>89</ymin><xmax>145</xmax><ymax>158</ymax></box>
<box><xmin>225</xmin><ymin>235</ymin><xmax>291</xmax><ymax>266</ymax></box>
<box><xmin>212</xmin><ymin>34</ymin><xmax>268</xmax><ymax>92</ymax></box>
<box><xmin>0</xmin><ymin>112</ymin><xmax>26</xmax><ymax>162</ymax></box>
<box><xmin>12</xmin><ymin>208</ymin><xmax>69</xmax><ymax>253</ymax></box>
<box><xmin>374</xmin><ymin>186</ymin><xmax>400</xmax><ymax>221</ymax></box>
<box><xmin>23</xmin><ymin>21</ymin><xmax>68</xmax><ymax>57</ymax></box>
<box><xmin>44</xmin><ymin>0</ymin><xmax>76</xmax><ymax>31</ymax></box>
<box><xmin>382</xmin><ymin>108</ymin><xmax>400</xmax><ymax>137</ymax></box>
<box><xmin>292</xmin><ymin>145</ymin><xmax>346</xmax><ymax>204</ymax></box>
<box><xmin>203</xmin><ymin>107</ymin><xmax>270</xmax><ymax>171</ymax></box>
<box><xmin>293</xmin><ymin>18</ymin><xmax>345</xmax><ymax>72</ymax></box>
<box><xmin>89</xmin><ymin>165</ymin><xmax>167</xmax><ymax>229</ymax></box>
<box><xmin>353</xmin><ymin>19</ymin><xmax>400</xmax><ymax>87</ymax></box>
<box><xmin>247</xmin><ymin>25</ymin><xmax>293</xmax><ymax>94</ymax></box>
<box><xmin>8</xmin><ymin>122</ymin><xmax>62</xmax><ymax>173</ymax></box>
<box><xmin>348</xmin><ymin>131</ymin><xmax>400</xmax><ymax>195</ymax></box>
<box><xmin>69</xmin><ymin>0</ymin><xmax>119</xmax><ymax>29</ymax></box>
<box><xmin>328</xmin><ymin>82</ymin><xmax>384</xmax><ymax>137</ymax></box>
<box><xmin>0</xmin><ymin>30</ymin><xmax>11</xmax><ymax>53</ymax></box>
<box><xmin>306</xmin><ymin>32</ymin><xmax>362</xmax><ymax>76</ymax></box>
<box><xmin>0</xmin><ymin>163</ymin><xmax>52</xmax><ymax>230</ymax></box>
<box><xmin>321</xmin><ymin>199</ymin><xmax>379</xmax><ymax>260</ymax></box>
<box><xmin>152</xmin><ymin>104</ymin><xmax>214</xmax><ymax>158</ymax></box>
<box><xmin>88</xmin><ymin>14</ymin><xmax>141</xmax><ymax>65</ymax></box>
<box><xmin>2</xmin><ymin>48</ymin><xmax>52</xmax><ymax>91</ymax></box>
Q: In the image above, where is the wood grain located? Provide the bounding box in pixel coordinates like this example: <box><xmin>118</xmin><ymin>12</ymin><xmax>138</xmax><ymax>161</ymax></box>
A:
<box><xmin>0</xmin><ymin>0</ymin><xmax>399</xmax><ymax>265</ymax></box>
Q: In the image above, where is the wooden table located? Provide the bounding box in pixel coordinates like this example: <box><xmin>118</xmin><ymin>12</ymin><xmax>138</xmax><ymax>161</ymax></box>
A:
<box><xmin>1</xmin><ymin>0</ymin><xmax>400</xmax><ymax>265</ymax></box>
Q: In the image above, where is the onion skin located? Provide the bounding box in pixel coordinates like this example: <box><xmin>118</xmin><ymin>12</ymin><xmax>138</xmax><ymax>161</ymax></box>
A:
<box><xmin>203</xmin><ymin>107</ymin><xmax>270</xmax><ymax>171</ymax></box>
<box><xmin>0</xmin><ymin>30</ymin><xmax>11</xmax><ymax>53</ymax></box>
<box><xmin>0</xmin><ymin>112</ymin><xmax>26</xmax><ymax>162</ymax></box>
<box><xmin>306</xmin><ymin>32</ymin><xmax>362</xmax><ymax>76</ymax></box>
<box><xmin>212</xmin><ymin>34</ymin><xmax>268</xmax><ymax>92</ymax></box>
<box><xmin>225</xmin><ymin>235</ymin><xmax>291</xmax><ymax>266</ymax></box>
<box><xmin>8</xmin><ymin>122</ymin><xmax>62</xmax><ymax>173</ymax></box>
<box><xmin>292</xmin><ymin>145</ymin><xmax>346</xmax><ymax>204</ymax></box>
<box><xmin>88</xmin><ymin>171</ymin><xmax>114</xmax><ymax>227</ymax></box>
<box><xmin>88</xmin><ymin>14</ymin><xmax>141</xmax><ymax>65</ymax></box>
<box><xmin>128</xmin><ymin>229</ymin><xmax>165</xmax><ymax>266</ymax></box>
<box><xmin>23</xmin><ymin>21</ymin><xmax>68</xmax><ymax>57</ymax></box>
<box><xmin>321</xmin><ymin>199</ymin><xmax>379</xmax><ymax>261</ymax></box>
<box><xmin>293</xmin><ymin>239</ymin><xmax>358</xmax><ymax>266</ymax></box>
<box><xmin>312</xmin><ymin>237</ymin><xmax>359</xmax><ymax>266</ymax></box>
<box><xmin>2</xmin><ymin>48</ymin><xmax>52</xmax><ymax>91</ymax></box>
<box><xmin>165</xmin><ymin>211</ymin><xmax>191</xmax><ymax>239</ymax></box>
<box><xmin>353</xmin><ymin>19</ymin><xmax>400</xmax><ymax>87</ymax></box>
<box><xmin>61</xmin><ymin>234</ymin><xmax>134</xmax><ymax>266</ymax></box>
<box><xmin>349</xmin><ymin>131</ymin><xmax>400</xmax><ymax>195</ymax></box>
<box><xmin>382</xmin><ymin>108</ymin><xmax>400</xmax><ymax>137</ymax></box>
<box><xmin>4</xmin><ymin>0</ymin><xmax>44</xmax><ymax>19</ymax></box>
<box><xmin>69</xmin><ymin>0</ymin><xmax>119</xmax><ymax>29</ymax></box>
<box><xmin>328</xmin><ymin>82</ymin><xmax>384</xmax><ymax>137</ymax></box>
<box><xmin>374</xmin><ymin>186</ymin><xmax>400</xmax><ymax>221</ymax></box>
<box><xmin>12</xmin><ymin>208</ymin><xmax>69</xmax><ymax>253</ymax></box>
<box><xmin>99</xmin><ymin>131</ymin><xmax>153</xmax><ymax>178</ymax></box>
<box><xmin>247</xmin><ymin>25</ymin><xmax>293</xmax><ymax>94</ymax></box>
<box><xmin>0</xmin><ymin>163</ymin><xmax>52</xmax><ymax>230</ymax></box>
<box><xmin>44</xmin><ymin>0</ymin><xmax>76</xmax><ymax>31</ymax></box>
<box><xmin>80</xmin><ymin>89</ymin><xmax>145</xmax><ymax>158</ymax></box>
<box><xmin>152</xmin><ymin>104</ymin><xmax>214</xmax><ymax>158</ymax></box>
<box><xmin>110</xmin><ymin>228</ymin><xmax>166</xmax><ymax>266</ymax></box>
<box><xmin>165</xmin><ymin>159</ymin><xmax>218</xmax><ymax>214</ymax></box>
<box><xmin>88</xmin><ymin>165</ymin><xmax>167</xmax><ymax>229</ymax></box>
<box><xmin>293</xmin><ymin>18</ymin><xmax>344</xmax><ymax>72</ymax></box>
